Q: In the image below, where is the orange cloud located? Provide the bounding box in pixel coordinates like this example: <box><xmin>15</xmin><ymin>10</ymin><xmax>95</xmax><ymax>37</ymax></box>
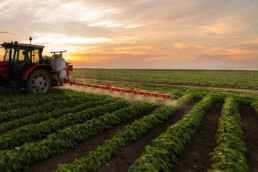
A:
<box><xmin>206</xmin><ymin>47</ymin><xmax>258</xmax><ymax>60</ymax></box>
<box><xmin>1</xmin><ymin>0</ymin><xmax>258</xmax><ymax>69</ymax></box>
<box><xmin>172</xmin><ymin>43</ymin><xmax>204</xmax><ymax>49</ymax></box>
<box><xmin>200</xmin><ymin>16</ymin><xmax>248</xmax><ymax>35</ymax></box>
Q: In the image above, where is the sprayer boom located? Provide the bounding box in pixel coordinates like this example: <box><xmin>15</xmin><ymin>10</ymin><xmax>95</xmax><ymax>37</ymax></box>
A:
<box><xmin>69</xmin><ymin>81</ymin><xmax>170</xmax><ymax>99</ymax></box>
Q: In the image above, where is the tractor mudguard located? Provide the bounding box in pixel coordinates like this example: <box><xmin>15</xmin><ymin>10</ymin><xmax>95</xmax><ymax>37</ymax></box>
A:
<box><xmin>22</xmin><ymin>64</ymin><xmax>50</xmax><ymax>81</ymax></box>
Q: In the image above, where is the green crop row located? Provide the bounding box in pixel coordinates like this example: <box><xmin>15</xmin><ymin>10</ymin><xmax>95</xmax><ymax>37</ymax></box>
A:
<box><xmin>0</xmin><ymin>93</ymin><xmax>103</xmax><ymax>123</ymax></box>
<box><xmin>0</xmin><ymin>89</ymin><xmax>103</xmax><ymax>112</ymax></box>
<box><xmin>0</xmin><ymin>89</ymin><xmax>78</xmax><ymax>111</ymax></box>
<box><xmin>128</xmin><ymin>96</ymin><xmax>213</xmax><ymax>172</ymax></box>
<box><xmin>0</xmin><ymin>97</ymin><xmax>114</xmax><ymax>133</ymax></box>
<box><xmin>0</xmin><ymin>88</ymin><xmax>61</xmax><ymax>101</ymax></box>
<box><xmin>115</xmin><ymin>81</ymin><xmax>258</xmax><ymax>104</ymax></box>
<box><xmin>56</xmin><ymin>94</ymin><xmax>194</xmax><ymax>172</ymax></box>
<box><xmin>0</xmin><ymin>100</ymin><xmax>127</xmax><ymax>150</ymax></box>
<box><xmin>183</xmin><ymin>89</ymin><xmax>258</xmax><ymax>104</ymax></box>
<box><xmin>0</xmin><ymin>103</ymin><xmax>153</xmax><ymax>172</ymax></box>
<box><xmin>209</xmin><ymin>97</ymin><xmax>248</xmax><ymax>172</ymax></box>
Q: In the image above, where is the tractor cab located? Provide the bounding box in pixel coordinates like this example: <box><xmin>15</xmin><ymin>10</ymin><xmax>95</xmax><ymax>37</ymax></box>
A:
<box><xmin>1</xmin><ymin>42</ymin><xmax>44</xmax><ymax>80</ymax></box>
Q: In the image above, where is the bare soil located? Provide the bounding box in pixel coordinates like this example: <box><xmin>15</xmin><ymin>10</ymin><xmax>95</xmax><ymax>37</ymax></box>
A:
<box><xmin>239</xmin><ymin>105</ymin><xmax>258</xmax><ymax>171</ymax></box>
<box><xmin>29</xmin><ymin>101</ymin><xmax>197</xmax><ymax>172</ymax></box>
<box><xmin>97</xmin><ymin>101</ymin><xmax>197</xmax><ymax>172</ymax></box>
<box><xmin>173</xmin><ymin>102</ymin><xmax>222</xmax><ymax>172</ymax></box>
<box><xmin>28</xmin><ymin>108</ymin><xmax>157</xmax><ymax>172</ymax></box>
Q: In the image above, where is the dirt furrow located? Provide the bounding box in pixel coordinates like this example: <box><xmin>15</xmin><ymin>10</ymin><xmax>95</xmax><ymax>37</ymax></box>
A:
<box><xmin>28</xmin><ymin>108</ymin><xmax>157</xmax><ymax>172</ymax></box>
<box><xmin>173</xmin><ymin>102</ymin><xmax>222</xmax><ymax>172</ymax></box>
<box><xmin>97</xmin><ymin>101</ymin><xmax>197</xmax><ymax>172</ymax></box>
<box><xmin>239</xmin><ymin>104</ymin><xmax>258</xmax><ymax>171</ymax></box>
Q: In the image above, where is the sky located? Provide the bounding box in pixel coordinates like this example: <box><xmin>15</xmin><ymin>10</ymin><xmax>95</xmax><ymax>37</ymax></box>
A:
<box><xmin>0</xmin><ymin>0</ymin><xmax>258</xmax><ymax>70</ymax></box>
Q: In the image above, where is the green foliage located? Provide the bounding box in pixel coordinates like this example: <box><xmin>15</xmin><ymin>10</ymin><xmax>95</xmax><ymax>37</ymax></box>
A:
<box><xmin>55</xmin><ymin>94</ymin><xmax>193</xmax><ymax>172</ymax></box>
<box><xmin>174</xmin><ymin>94</ymin><xmax>194</xmax><ymax>107</ymax></box>
<box><xmin>210</xmin><ymin>97</ymin><xmax>248</xmax><ymax>172</ymax></box>
<box><xmin>0</xmin><ymin>72</ymin><xmax>256</xmax><ymax>172</ymax></box>
<box><xmin>0</xmin><ymin>93</ymin><xmax>102</xmax><ymax>123</ymax></box>
<box><xmin>0</xmin><ymin>103</ymin><xmax>153</xmax><ymax>171</ymax></box>
<box><xmin>128</xmin><ymin>96</ymin><xmax>213</xmax><ymax>172</ymax></box>
<box><xmin>0</xmin><ymin>89</ymin><xmax>80</xmax><ymax>112</ymax></box>
<box><xmin>72</xmin><ymin>69</ymin><xmax>258</xmax><ymax>89</ymax></box>
<box><xmin>0</xmin><ymin>100</ymin><xmax>127</xmax><ymax>150</ymax></box>
<box><xmin>0</xmin><ymin>97</ymin><xmax>112</xmax><ymax>133</ymax></box>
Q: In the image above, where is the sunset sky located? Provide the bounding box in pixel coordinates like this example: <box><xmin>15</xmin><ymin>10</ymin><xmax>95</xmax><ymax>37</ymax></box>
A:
<box><xmin>0</xmin><ymin>0</ymin><xmax>258</xmax><ymax>69</ymax></box>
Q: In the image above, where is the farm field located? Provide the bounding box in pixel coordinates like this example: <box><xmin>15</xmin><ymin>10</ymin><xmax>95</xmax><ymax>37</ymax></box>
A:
<box><xmin>0</xmin><ymin>83</ymin><xmax>257</xmax><ymax>172</ymax></box>
<box><xmin>71</xmin><ymin>69</ymin><xmax>258</xmax><ymax>90</ymax></box>
<box><xmin>2</xmin><ymin>1</ymin><xmax>258</xmax><ymax>172</ymax></box>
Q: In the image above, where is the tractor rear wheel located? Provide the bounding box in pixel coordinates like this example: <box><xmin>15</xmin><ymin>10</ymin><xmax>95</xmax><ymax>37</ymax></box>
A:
<box><xmin>26</xmin><ymin>69</ymin><xmax>51</xmax><ymax>93</ymax></box>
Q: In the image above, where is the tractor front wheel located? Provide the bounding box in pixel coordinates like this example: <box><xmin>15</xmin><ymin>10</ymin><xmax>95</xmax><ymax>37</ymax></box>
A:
<box><xmin>26</xmin><ymin>69</ymin><xmax>51</xmax><ymax>93</ymax></box>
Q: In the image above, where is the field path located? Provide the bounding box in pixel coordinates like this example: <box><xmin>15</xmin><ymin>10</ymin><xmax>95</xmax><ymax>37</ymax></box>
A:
<box><xmin>97</xmin><ymin>101</ymin><xmax>197</xmax><ymax>172</ymax></box>
<box><xmin>76</xmin><ymin>78</ymin><xmax>258</xmax><ymax>95</ymax></box>
<box><xmin>239</xmin><ymin>105</ymin><xmax>258</xmax><ymax>171</ymax></box>
<box><xmin>173</xmin><ymin>102</ymin><xmax>222</xmax><ymax>172</ymax></box>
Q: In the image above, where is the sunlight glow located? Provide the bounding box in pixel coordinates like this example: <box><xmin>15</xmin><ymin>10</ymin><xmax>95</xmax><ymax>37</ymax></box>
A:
<box><xmin>32</xmin><ymin>34</ymin><xmax>109</xmax><ymax>45</ymax></box>
<box><xmin>0</xmin><ymin>0</ymin><xmax>257</xmax><ymax>69</ymax></box>
<box><xmin>89</xmin><ymin>20</ymin><xmax>124</xmax><ymax>28</ymax></box>
<box><xmin>35</xmin><ymin>1</ymin><xmax>117</xmax><ymax>23</ymax></box>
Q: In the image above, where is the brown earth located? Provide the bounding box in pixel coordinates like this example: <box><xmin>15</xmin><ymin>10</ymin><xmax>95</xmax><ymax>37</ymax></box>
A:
<box><xmin>173</xmin><ymin>102</ymin><xmax>222</xmax><ymax>172</ymax></box>
<box><xmin>239</xmin><ymin>105</ymin><xmax>258</xmax><ymax>172</ymax></box>
<box><xmin>28</xmin><ymin>108</ymin><xmax>157</xmax><ymax>172</ymax></box>
<box><xmin>29</xmin><ymin>100</ymin><xmax>255</xmax><ymax>172</ymax></box>
<box><xmin>97</xmin><ymin>101</ymin><xmax>197</xmax><ymax>172</ymax></box>
<box><xmin>29</xmin><ymin>101</ymin><xmax>197</xmax><ymax>172</ymax></box>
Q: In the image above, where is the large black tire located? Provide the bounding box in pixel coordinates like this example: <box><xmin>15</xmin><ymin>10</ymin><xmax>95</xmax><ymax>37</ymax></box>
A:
<box><xmin>26</xmin><ymin>69</ymin><xmax>51</xmax><ymax>93</ymax></box>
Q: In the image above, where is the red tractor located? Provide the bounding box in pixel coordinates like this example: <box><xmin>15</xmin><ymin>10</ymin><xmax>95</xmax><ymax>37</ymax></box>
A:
<box><xmin>0</xmin><ymin>42</ymin><xmax>73</xmax><ymax>93</ymax></box>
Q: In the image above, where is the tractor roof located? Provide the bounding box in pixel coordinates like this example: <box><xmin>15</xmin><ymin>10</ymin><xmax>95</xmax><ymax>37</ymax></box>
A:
<box><xmin>1</xmin><ymin>42</ymin><xmax>44</xmax><ymax>49</ymax></box>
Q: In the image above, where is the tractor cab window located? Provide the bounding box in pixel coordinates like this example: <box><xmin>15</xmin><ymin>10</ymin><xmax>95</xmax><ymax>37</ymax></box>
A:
<box><xmin>19</xmin><ymin>50</ymin><xmax>30</xmax><ymax>61</ymax></box>
<box><xmin>4</xmin><ymin>49</ymin><xmax>9</xmax><ymax>61</ymax></box>
<box><xmin>32</xmin><ymin>49</ymin><xmax>40</xmax><ymax>63</ymax></box>
<box><xmin>2</xmin><ymin>48</ymin><xmax>11</xmax><ymax>61</ymax></box>
<box><xmin>14</xmin><ymin>49</ymin><xmax>30</xmax><ymax>62</ymax></box>
<box><xmin>0</xmin><ymin>48</ymin><xmax>5</xmax><ymax>61</ymax></box>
